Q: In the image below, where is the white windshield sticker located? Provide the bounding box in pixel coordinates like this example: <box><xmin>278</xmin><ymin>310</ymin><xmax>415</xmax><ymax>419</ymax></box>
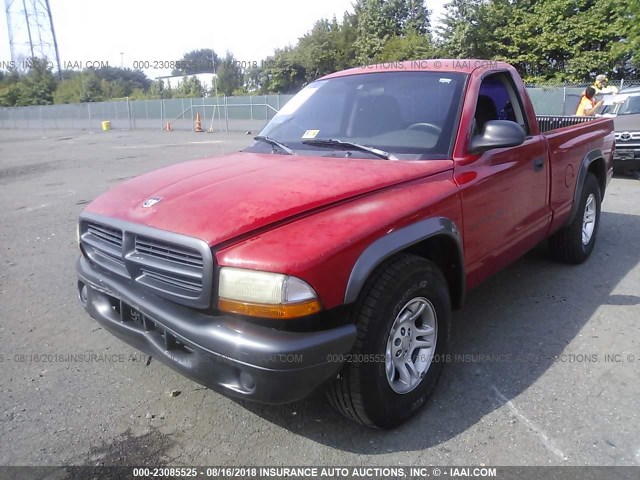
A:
<box><xmin>302</xmin><ymin>129</ymin><xmax>320</xmax><ymax>139</ymax></box>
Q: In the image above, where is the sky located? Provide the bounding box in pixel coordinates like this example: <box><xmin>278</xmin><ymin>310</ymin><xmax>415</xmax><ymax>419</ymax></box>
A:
<box><xmin>1</xmin><ymin>0</ymin><xmax>446</xmax><ymax>78</ymax></box>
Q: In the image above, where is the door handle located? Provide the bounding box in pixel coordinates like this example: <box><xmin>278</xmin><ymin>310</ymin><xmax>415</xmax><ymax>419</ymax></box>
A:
<box><xmin>533</xmin><ymin>157</ymin><xmax>544</xmax><ymax>172</ymax></box>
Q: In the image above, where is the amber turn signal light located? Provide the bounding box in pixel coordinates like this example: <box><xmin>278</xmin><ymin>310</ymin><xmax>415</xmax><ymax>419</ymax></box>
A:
<box><xmin>218</xmin><ymin>298</ymin><xmax>322</xmax><ymax>319</ymax></box>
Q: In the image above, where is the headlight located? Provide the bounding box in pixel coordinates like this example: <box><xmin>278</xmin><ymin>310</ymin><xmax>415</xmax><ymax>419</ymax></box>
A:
<box><xmin>218</xmin><ymin>267</ymin><xmax>321</xmax><ymax>319</ymax></box>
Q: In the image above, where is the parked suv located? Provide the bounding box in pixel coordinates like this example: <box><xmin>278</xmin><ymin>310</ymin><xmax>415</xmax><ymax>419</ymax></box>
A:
<box><xmin>601</xmin><ymin>86</ymin><xmax>640</xmax><ymax>175</ymax></box>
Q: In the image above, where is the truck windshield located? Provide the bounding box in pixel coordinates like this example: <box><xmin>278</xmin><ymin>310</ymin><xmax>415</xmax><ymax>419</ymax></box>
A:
<box><xmin>251</xmin><ymin>71</ymin><xmax>467</xmax><ymax>159</ymax></box>
<box><xmin>601</xmin><ymin>93</ymin><xmax>640</xmax><ymax>115</ymax></box>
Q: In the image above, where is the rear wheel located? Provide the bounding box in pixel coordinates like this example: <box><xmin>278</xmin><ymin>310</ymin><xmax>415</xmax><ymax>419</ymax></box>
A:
<box><xmin>326</xmin><ymin>254</ymin><xmax>450</xmax><ymax>428</ymax></box>
<box><xmin>549</xmin><ymin>173</ymin><xmax>601</xmax><ymax>264</ymax></box>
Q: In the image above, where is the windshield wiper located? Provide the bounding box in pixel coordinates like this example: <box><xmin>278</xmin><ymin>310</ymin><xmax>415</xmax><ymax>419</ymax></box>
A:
<box><xmin>302</xmin><ymin>138</ymin><xmax>395</xmax><ymax>160</ymax></box>
<box><xmin>254</xmin><ymin>136</ymin><xmax>293</xmax><ymax>155</ymax></box>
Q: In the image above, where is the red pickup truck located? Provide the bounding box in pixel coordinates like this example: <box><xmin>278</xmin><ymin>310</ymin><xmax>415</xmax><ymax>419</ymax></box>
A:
<box><xmin>77</xmin><ymin>60</ymin><xmax>614</xmax><ymax>428</ymax></box>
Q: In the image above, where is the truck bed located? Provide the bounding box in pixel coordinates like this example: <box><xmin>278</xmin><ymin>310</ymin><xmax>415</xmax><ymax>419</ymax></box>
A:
<box><xmin>542</xmin><ymin>116</ymin><xmax>615</xmax><ymax>233</ymax></box>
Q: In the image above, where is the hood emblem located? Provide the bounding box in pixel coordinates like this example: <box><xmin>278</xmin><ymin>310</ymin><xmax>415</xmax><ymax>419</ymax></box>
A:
<box><xmin>142</xmin><ymin>196</ymin><xmax>163</xmax><ymax>208</ymax></box>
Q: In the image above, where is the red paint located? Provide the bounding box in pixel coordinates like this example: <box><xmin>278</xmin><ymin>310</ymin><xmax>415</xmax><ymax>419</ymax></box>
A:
<box><xmin>83</xmin><ymin>60</ymin><xmax>614</xmax><ymax>311</ymax></box>
<box><xmin>217</xmin><ymin>171</ymin><xmax>460</xmax><ymax>308</ymax></box>
<box><xmin>86</xmin><ymin>153</ymin><xmax>451</xmax><ymax>246</ymax></box>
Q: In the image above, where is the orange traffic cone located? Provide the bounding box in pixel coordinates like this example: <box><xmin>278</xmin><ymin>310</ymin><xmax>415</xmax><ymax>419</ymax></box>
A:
<box><xmin>164</xmin><ymin>122</ymin><xmax>172</xmax><ymax>131</ymax></box>
<box><xmin>194</xmin><ymin>113</ymin><xmax>203</xmax><ymax>132</ymax></box>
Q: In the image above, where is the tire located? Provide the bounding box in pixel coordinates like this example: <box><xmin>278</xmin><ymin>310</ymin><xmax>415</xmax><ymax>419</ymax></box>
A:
<box><xmin>326</xmin><ymin>254</ymin><xmax>451</xmax><ymax>428</ymax></box>
<box><xmin>549</xmin><ymin>173</ymin><xmax>601</xmax><ymax>264</ymax></box>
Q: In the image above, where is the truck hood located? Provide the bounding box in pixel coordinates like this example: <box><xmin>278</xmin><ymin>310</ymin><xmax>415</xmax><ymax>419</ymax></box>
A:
<box><xmin>613</xmin><ymin>114</ymin><xmax>640</xmax><ymax>132</ymax></box>
<box><xmin>85</xmin><ymin>152</ymin><xmax>452</xmax><ymax>246</ymax></box>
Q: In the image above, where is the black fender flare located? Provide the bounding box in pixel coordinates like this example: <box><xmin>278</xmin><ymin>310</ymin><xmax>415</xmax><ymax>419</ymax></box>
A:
<box><xmin>343</xmin><ymin>217</ymin><xmax>465</xmax><ymax>307</ymax></box>
<box><xmin>567</xmin><ymin>149</ymin><xmax>605</xmax><ymax>226</ymax></box>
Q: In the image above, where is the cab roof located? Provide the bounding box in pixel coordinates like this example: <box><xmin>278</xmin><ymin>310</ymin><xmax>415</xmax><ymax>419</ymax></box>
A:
<box><xmin>619</xmin><ymin>85</ymin><xmax>640</xmax><ymax>94</ymax></box>
<box><xmin>320</xmin><ymin>59</ymin><xmax>512</xmax><ymax>80</ymax></box>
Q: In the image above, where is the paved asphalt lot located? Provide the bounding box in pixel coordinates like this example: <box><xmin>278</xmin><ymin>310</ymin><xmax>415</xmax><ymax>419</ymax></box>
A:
<box><xmin>0</xmin><ymin>129</ymin><xmax>639</xmax><ymax>467</ymax></box>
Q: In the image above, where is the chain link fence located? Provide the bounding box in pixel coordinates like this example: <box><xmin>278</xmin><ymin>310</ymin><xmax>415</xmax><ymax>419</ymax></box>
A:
<box><xmin>524</xmin><ymin>80</ymin><xmax>630</xmax><ymax>116</ymax></box>
<box><xmin>0</xmin><ymin>82</ymin><xmax>636</xmax><ymax>133</ymax></box>
<box><xmin>0</xmin><ymin>94</ymin><xmax>294</xmax><ymax>133</ymax></box>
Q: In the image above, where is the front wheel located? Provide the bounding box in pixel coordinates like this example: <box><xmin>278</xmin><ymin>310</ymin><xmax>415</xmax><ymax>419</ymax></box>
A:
<box><xmin>326</xmin><ymin>254</ymin><xmax>450</xmax><ymax>428</ymax></box>
<box><xmin>549</xmin><ymin>173</ymin><xmax>601</xmax><ymax>264</ymax></box>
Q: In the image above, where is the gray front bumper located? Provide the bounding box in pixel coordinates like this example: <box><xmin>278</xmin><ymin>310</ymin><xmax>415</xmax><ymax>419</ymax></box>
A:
<box><xmin>77</xmin><ymin>256</ymin><xmax>356</xmax><ymax>404</ymax></box>
<box><xmin>613</xmin><ymin>147</ymin><xmax>640</xmax><ymax>171</ymax></box>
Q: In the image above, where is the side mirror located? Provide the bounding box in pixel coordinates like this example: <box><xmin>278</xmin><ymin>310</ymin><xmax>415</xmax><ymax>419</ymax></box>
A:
<box><xmin>469</xmin><ymin>120</ymin><xmax>526</xmax><ymax>153</ymax></box>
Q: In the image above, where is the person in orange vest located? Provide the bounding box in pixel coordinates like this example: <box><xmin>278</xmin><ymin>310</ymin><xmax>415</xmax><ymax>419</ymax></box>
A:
<box><xmin>575</xmin><ymin>87</ymin><xmax>604</xmax><ymax>116</ymax></box>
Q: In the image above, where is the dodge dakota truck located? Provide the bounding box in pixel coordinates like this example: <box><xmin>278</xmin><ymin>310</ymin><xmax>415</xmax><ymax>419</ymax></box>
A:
<box><xmin>77</xmin><ymin>60</ymin><xmax>615</xmax><ymax>428</ymax></box>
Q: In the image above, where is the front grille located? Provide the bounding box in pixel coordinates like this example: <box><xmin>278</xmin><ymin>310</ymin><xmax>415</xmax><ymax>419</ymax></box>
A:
<box><xmin>135</xmin><ymin>237</ymin><xmax>204</xmax><ymax>269</ymax></box>
<box><xmin>140</xmin><ymin>268</ymin><xmax>203</xmax><ymax>293</ymax></box>
<box><xmin>80</xmin><ymin>215</ymin><xmax>213</xmax><ymax>309</ymax></box>
<box><xmin>615</xmin><ymin>131</ymin><xmax>640</xmax><ymax>148</ymax></box>
<box><xmin>133</xmin><ymin>236</ymin><xmax>205</xmax><ymax>299</ymax></box>
<box><xmin>82</xmin><ymin>222</ymin><xmax>126</xmax><ymax>275</ymax></box>
<box><xmin>87</xmin><ymin>224</ymin><xmax>122</xmax><ymax>248</ymax></box>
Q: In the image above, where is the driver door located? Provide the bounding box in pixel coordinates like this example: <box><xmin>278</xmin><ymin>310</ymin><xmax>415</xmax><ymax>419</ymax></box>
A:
<box><xmin>456</xmin><ymin>72</ymin><xmax>551</xmax><ymax>288</ymax></box>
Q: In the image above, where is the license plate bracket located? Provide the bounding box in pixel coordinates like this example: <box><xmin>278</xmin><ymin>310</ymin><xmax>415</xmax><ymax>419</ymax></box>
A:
<box><xmin>615</xmin><ymin>150</ymin><xmax>635</xmax><ymax>160</ymax></box>
<box><xmin>122</xmin><ymin>303</ymin><xmax>143</xmax><ymax>324</ymax></box>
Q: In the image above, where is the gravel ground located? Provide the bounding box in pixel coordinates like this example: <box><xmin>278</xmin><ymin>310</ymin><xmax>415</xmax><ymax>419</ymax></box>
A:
<box><xmin>0</xmin><ymin>129</ymin><xmax>639</xmax><ymax>468</ymax></box>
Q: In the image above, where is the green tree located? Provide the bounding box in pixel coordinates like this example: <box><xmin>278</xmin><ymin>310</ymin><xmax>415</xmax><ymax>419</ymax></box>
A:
<box><xmin>529</xmin><ymin>0</ymin><xmax>635</xmax><ymax>81</ymax></box>
<box><xmin>99</xmin><ymin>78</ymin><xmax>126</xmax><ymax>99</ymax></box>
<box><xmin>176</xmin><ymin>76</ymin><xmax>205</xmax><ymax>97</ymax></box>
<box><xmin>148</xmin><ymin>79</ymin><xmax>174</xmax><ymax>99</ymax></box>
<box><xmin>485</xmin><ymin>0</ymin><xmax>538</xmax><ymax>78</ymax></box>
<box><xmin>0</xmin><ymin>69</ymin><xmax>21</xmax><ymax>106</ymax></box>
<box><xmin>286</xmin><ymin>13</ymin><xmax>362</xmax><ymax>85</ymax></box>
<box><xmin>404</xmin><ymin>0</ymin><xmax>431</xmax><ymax>35</ymax></box>
<box><xmin>630</xmin><ymin>0</ymin><xmax>640</xmax><ymax>66</ymax></box>
<box><xmin>243</xmin><ymin>65</ymin><xmax>265</xmax><ymax>93</ymax></box>
<box><xmin>53</xmin><ymin>76</ymin><xmax>83</xmax><ymax>103</ymax></box>
<box><xmin>437</xmin><ymin>0</ymin><xmax>488</xmax><ymax>58</ymax></box>
<box><xmin>261</xmin><ymin>47</ymin><xmax>307</xmax><ymax>94</ymax></box>
<box><xmin>354</xmin><ymin>0</ymin><xmax>431</xmax><ymax>64</ymax></box>
<box><xmin>354</xmin><ymin>0</ymin><xmax>399</xmax><ymax>63</ymax></box>
<box><xmin>378</xmin><ymin>32</ymin><xmax>433</xmax><ymax>62</ymax></box>
<box><xmin>125</xmin><ymin>79</ymin><xmax>176</xmax><ymax>100</ymax></box>
<box><xmin>13</xmin><ymin>58</ymin><xmax>57</xmax><ymax>105</ymax></box>
<box><xmin>216</xmin><ymin>52</ymin><xmax>243</xmax><ymax>96</ymax></box>
<box><xmin>53</xmin><ymin>70</ymin><xmax>103</xmax><ymax>103</ymax></box>
<box><xmin>0</xmin><ymin>83</ymin><xmax>21</xmax><ymax>106</ymax></box>
<box><xmin>297</xmin><ymin>19</ymin><xmax>341</xmax><ymax>81</ymax></box>
<box><xmin>172</xmin><ymin>49</ymin><xmax>219</xmax><ymax>75</ymax></box>
<box><xmin>93</xmin><ymin>66</ymin><xmax>151</xmax><ymax>94</ymax></box>
<box><xmin>334</xmin><ymin>12</ymin><xmax>359</xmax><ymax>69</ymax></box>
<box><xmin>437</xmin><ymin>0</ymin><xmax>637</xmax><ymax>82</ymax></box>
